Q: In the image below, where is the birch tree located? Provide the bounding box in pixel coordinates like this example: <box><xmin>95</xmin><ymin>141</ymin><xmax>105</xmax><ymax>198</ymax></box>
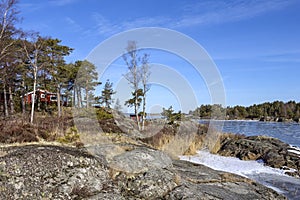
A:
<box><xmin>22</xmin><ymin>36</ymin><xmax>48</xmax><ymax>123</ymax></box>
<box><xmin>123</xmin><ymin>41</ymin><xmax>151</xmax><ymax>131</ymax></box>
<box><xmin>0</xmin><ymin>0</ymin><xmax>19</xmax><ymax>61</ymax></box>
<box><xmin>123</xmin><ymin>41</ymin><xmax>142</xmax><ymax>129</ymax></box>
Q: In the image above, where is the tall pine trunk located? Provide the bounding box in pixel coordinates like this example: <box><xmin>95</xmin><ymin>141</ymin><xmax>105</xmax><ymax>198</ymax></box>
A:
<box><xmin>85</xmin><ymin>84</ymin><xmax>89</xmax><ymax>108</ymax></box>
<box><xmin>37</xmin><ymin>91</ymin><xmax>40</xmax><ymax>111</ymax></box>
<box><xmin>134</xmin><ymin>89</ymin><xmax>141</xmax><ymax>130</ymax></box>
<box><xmin>76</xmin><ymin>86</ymin><xmax>81</xmax><ymax>108</ymax></box>
<box><xmin>21</xmin><ymin>80</ymin><xmax>26</xmax><ymax>115</ymax></box>
<box><xmin>8</xmin><ymin>85</ymin><xmax>14</xmax><ymax>114</ymax></box>
<box><xmin>72</xmin><ymin>85</ymin><xmax>76</xmax><ymax>107</ymax></box>
<box><xmin>3</xmin><ymin>82</ymin><xmax>8</xmax><ymax>117</ymax></box>
<box><xmin>142</xmin><ymin>89</ymin><xmax>146</xmax><ymax>131</ymax></box>
<box><xmin>57</xmin><ymin>85</ymin><xmax>61</xmax><ymax>117</ymax></box>
<box><xmin>30</xmin><ymin>66</ymin><xmax>37</xmax><ymax>124</ymax></box>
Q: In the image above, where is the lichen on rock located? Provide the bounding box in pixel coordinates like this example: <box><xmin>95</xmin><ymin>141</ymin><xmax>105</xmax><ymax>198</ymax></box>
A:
<box><xmin>0</xmin><ymin>143</ymin><xmax>287</xmax><ymax>199</ymax></box>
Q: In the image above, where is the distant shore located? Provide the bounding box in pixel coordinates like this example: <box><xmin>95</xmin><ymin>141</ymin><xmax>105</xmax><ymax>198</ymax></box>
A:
<box><xmin>193</xmin><ymin>116</ymin><xmax>300</xmax><ymax>123</ymax></box>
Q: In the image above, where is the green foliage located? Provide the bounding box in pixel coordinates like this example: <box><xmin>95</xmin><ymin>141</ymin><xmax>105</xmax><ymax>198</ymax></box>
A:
<box><xmin>73</xmin><ymin>108</ymin><xmax>113</xmax><ymax>120</ymax></box>
<box><xmin>124</xmin><ymin>89</ymin><xmax>143</xmax><ymax>108</ymax></box>
<box><xmin>57</xmin><ymin>126</ymin><xmax>80</xmax><ymax>144</ymax></box>
<box><xmin>75</xmin><ymin>60</ymin><xmax>101</xmax><ymax>108</ymax></box>
<box><xmin>161</xmin><ymin>106</ymin><xmax>184</xmax><ymax>124</ymax></box>
<box><xmin>192</xmin><ymin>104</ymin><xmax>226</xmax><ymax>119</ymax></box>
<box><xmin>191</xmin><ymin>101</ymin><xmax>300</xmax><ymax>121</ymax></box>
<box><xmin>161</xmin><ymin>106</ymin><xmax>174</xmax><ymax>119</ymax></box>
<box><xmin>100</xmin><ymin>79</ymin><xmax>116</xmax><ymax>108</ymax></box>
<box><xmin>95</xmin><ymin>108</ymin><xmax>113</xmax><ymax>120</ymax></box>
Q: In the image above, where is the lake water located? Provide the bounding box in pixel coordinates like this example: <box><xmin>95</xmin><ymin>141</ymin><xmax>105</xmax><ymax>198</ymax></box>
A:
<box><xmin>200</xmin><ymin>120</ymin><xmax>300</xmax><ymax>147</ymax></box>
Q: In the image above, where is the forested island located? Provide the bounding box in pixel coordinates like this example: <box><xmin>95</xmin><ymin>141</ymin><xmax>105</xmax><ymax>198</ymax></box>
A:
<box><xmin>190</xmin><ymin>101</ymin><xmax>300</xmax><ymax>122</ymax></box>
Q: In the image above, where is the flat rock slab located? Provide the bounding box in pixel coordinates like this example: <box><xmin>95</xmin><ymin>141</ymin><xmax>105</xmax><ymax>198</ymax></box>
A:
<box><xmin>0</xmin><ymin>144</ymin><xmax>287</xmax><ymax>199</ymax></box>
<box><xmin>169</xmin><ymin>160</ymin><xmax>286</xmax><ymax>200</ymax></box>
<box><xmin>0</xmin><ymin>145</ymin><xmax>113</xmax><ymax>199</ymax></box>
<box><xmin>110</xmin><ymin>147</ymin><xmax>173</xmax><ymax>174</ymax></box>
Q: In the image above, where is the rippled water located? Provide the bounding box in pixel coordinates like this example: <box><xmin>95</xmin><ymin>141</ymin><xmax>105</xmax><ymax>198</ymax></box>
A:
<box><xmin>199</xmin><ymin>120</ymin><xmax>300</xmax><ymax>147</ymax></box>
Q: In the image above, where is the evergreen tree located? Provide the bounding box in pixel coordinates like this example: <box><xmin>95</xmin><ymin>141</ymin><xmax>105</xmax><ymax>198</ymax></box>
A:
<box><xmin>161</xmin><ymin>106</ymin><xmax>182</xmax><ymax>124</ymax></box>
<box><xmin>124</xmin><ymin>89</ymin><xmax>143</xmax><ymax>110</ymax></box>
<box><xmin>75</xmin><ymin>60</ymin><xmax>100</xmax><ymax>108</ymax></box>
<box><xmin>100</xmin><ymin>79</ymin><xmax>116</xmax><ymax>108</ymax></box>
<box><xmin>44</xmin><ymin>38</ymin><xmax>73</xmax><ymax>117</ymax></box>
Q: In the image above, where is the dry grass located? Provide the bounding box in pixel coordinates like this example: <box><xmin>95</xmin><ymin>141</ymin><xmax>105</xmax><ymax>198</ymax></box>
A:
<box><xmin>0</xmin><ymin>114</ymin><xmax>74</xmax><ymax>144</ymax></box>
<box><xmin>141</xmin><ymin>122</ymin><xmax>209</xmax><ymax>158</ymax></box>
<box><xmin>0</xmin><ymin>110</ymin><xmax>247</xmax><ymax>158</ymax></box>
<box><xmin>0</xmin><ymin>108</ymin><xmax>124</xmax><ymax>146</ymax></box>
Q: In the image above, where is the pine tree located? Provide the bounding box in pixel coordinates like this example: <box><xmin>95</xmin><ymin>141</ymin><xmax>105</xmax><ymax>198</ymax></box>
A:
<box><xmin>100</xmin><ymin>79</ymin><xmax>116</xmax><ymax>108</ymax></box>
<box><xmin>75</xmin><ymin>60</ymin><xmax>100</xmax><ymax>108</ymax></box>
<box><xmin>44</xmin><ymin>38</ymin><xmax>73</xmax><ymax>117</ymax></box>
<box><xmin>124</xmin><ymin>89</ymin><xmax>143</xmax><ymax>111</ymax></box>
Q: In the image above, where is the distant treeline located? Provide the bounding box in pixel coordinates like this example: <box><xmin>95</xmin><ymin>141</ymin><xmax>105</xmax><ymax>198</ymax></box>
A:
<box><xmin>190</xmin><ymin>101</ymin><xmax>300</xmax><ymax>122</ymax></box>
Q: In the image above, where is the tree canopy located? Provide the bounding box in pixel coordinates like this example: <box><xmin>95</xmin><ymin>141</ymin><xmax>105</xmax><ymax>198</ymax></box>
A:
<box><xmin>190</xmin><ymin>101</ymin><xmax>300</xmax><ymax>121</ymax></box>
<box><xmin>0</xmin><ymin>0</ymin><xmax>100</xmax><ymax>122</ymax></box>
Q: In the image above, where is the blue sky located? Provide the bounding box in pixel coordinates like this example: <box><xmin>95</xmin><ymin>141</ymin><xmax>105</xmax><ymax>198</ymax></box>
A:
<box><xmin>17</xmin><ymin>0</ymin><xmax>300</xmax><ymax>112</ymax></box>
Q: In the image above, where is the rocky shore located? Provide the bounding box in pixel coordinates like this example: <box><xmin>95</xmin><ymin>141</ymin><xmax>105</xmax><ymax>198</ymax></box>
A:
<box><xmin>0</xmin><ymin>143</ymin><xmax>286</xmax><ymax>199</ymax></box>
<box><xmin>217</xmin><ymin>135</ymin><xmax>300</xmax><ymax>177</ymax></box>
<box><xmin>259</xmin><ymin>116</ymin><xmax>299</xmax><ymax>123</ymax></box>
<box><xmin>0</xmin><ymin>111</ymin><xmax>299</xmax><ymax>199</ymax></box>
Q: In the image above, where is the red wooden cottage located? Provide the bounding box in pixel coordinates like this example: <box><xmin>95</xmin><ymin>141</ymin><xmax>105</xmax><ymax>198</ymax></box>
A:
<box><xmin>23</xmin><ymin>89</ymin><xmax>57</xmax><ymax>104</ymax></box>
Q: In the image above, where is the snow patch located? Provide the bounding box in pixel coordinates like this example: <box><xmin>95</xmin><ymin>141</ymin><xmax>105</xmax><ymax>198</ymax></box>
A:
<box><xmin>180</xmin><ymin>150</ymin><xmax>299</xmax><ymax>195</ymax></box>
<box><xmin>180</xmin><ymin>151</ymin><xmax>286</xmax><ymax>177</ymax></box>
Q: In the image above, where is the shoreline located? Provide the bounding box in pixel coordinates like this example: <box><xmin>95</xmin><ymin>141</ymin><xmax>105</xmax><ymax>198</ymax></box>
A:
<box><xmin>180</xmin><ymin>150</ymin><xmax>300</xmax><ymax>200</ymax></box>
<box><xmin>0</xmin><ymin>142</ymin><xmax>287</xmax><ymax>199</ymax></box>
<box><xmin>197</xmin><ymin>118</ymin><xmax>300</xmax><ymax>123</ymax></box>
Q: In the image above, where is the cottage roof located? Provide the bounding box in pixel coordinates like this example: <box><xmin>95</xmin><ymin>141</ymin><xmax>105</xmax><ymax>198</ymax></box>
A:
<box><xmin>24</xmin><ymin>89</ymin><xmax>56</xmax><ymax>96</ymax></box>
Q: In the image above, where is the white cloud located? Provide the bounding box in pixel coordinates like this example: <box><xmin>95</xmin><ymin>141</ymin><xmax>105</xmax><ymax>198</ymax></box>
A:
<box><xmin>260</xmin><ymin>51</ymin><xmax>300</xmax><ymax>63</ymax></box>
<box><xmin>89</xmin><ymin>13</ymin><xmax>171</xmax><ymax>36</ymax></box>
<box><xmin>72</xmin><ymin>0</ymin><xmax>298</xmax><ymax>36</ymax></box>
<box><xmin>65</xmin><ymin>17</ymin><xmax>83</xmax><ymax>32</ymax></box>
<box><xmin>173</xmin><ymin>0</ymin><xmax>296</xmax><ymax>28</ymax></box>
